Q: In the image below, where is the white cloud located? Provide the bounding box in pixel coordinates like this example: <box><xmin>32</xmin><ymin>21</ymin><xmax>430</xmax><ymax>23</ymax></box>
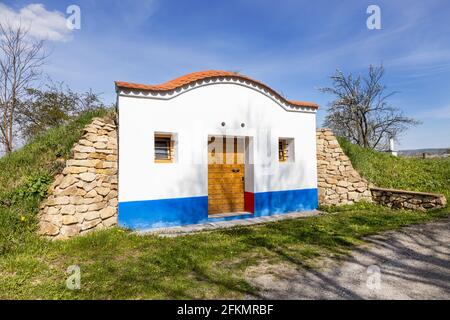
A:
<box><xmin>386</xmin><ymin>49</ymin><xmax>450</xmax><ymax>69</ymax></box>
<box><xmin>416</xmin><ymin>105</ymin><xmax>450</xmax><ymax>120</ymax></box>
<box><xmin>0</xmin><ymin>3</ymin><xmax>73</xmax><ymax>41</ymax></box>
<box><xmin>118</xmin><ymin>0</ymin><xmax>158</xmax><ymax>27</ymax></box>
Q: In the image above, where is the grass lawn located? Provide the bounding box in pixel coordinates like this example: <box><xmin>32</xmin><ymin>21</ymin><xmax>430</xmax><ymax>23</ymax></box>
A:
<box><xmin>1</xmin><ymin>203</ymin><xmax>448</xmax><ymax>299</ymax></box>
<box><xmin>339</xmin><ymin>137</ymin><xmax>450</xmax><ymax>200</ymax></box>
<box><xmin>1</xmin><ymin>114</ymin><xmax>448</xmax><ymax>299</ymax></box>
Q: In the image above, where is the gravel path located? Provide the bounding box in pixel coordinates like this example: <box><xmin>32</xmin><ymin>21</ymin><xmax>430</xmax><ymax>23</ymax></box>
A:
<box><xmin>246</xmin><ymin>218</ymin><xmax>450</xmax><ymax>299</ymax></box>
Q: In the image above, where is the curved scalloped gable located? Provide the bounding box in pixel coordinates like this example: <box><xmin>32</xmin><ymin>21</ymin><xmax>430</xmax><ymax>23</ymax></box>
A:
<box><xmin>115</xmin><ymin>70</ymin><xmax>319</xmax><ymax>112</ymax></box>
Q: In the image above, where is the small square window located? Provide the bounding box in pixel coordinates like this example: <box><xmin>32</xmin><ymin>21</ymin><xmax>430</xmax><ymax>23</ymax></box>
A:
<box><xmin>279</xmin><ymin>138</ymin><xmax>294</xmax><ymax>163</ymax></box>
<box><xmin>155</xmin><ymin>133</ymin><xmax>175</xmax><ymax>163</ymax></box>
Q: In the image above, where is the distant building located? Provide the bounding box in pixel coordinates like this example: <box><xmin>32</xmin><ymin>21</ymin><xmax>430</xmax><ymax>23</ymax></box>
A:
<box><xmin>387</xmin><ymin>138</ymin><xmax>398</xmax><ymax>157</ymax></box>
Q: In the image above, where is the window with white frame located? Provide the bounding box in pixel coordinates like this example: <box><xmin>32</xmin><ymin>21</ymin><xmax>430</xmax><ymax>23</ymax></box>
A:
<box><xmin>278</xmin><ymin>138</ymin><xmax>295</xmax><ymax>163</ymax></box>
<box><xmin>154</xmin><ymin>133</ymin><xmax>176</xmax><ymax>163</ymax></box>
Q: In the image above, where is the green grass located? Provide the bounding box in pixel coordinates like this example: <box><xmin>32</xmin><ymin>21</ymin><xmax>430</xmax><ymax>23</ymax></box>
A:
<box><xmin>0</xmin><ymin>203</ymin><xmax>447</xmax><ymax>299</ymax></box>
<box><xmin>338</xmin><ymin>137</ymin><xmax>450</xmax><ymax>200</ymax></box>
<box><xmin>0</xmin><ymin>117</ymin><xmax>448</xmax><ymax>299</ymax></box>
<box><xmin>0</xmin><ymin>108</ymin><xmax>110</xmax><ymax>255</ymax></box>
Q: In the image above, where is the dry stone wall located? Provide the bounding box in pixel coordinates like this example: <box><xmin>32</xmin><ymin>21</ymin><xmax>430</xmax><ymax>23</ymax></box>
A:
<box><xmin>316</xmin><ymin>128</ymin><xmax>447</xmax><ymax>210</ymax></box>
<box><xmin>316</xmin><ymin>128</ymin><xmax>373</xmax><ymax>205</ymax></box>
<box><xmin>39</xmin><ymin>117</ymin><xmax>118</xmax><ymax>239</ymax></box>
<box><xmin>38</xmin><ymin>122</ymin><xmax>447</xmax><ymax>240</ymax></box>
<box><xmin>371</xmin><ymin>187</ymin><xmax>447</xmax><ymax>211</ymax></box>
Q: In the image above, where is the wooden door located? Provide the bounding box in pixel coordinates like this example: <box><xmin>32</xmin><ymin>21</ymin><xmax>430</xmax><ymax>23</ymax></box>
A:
<box><xmin>208</xmin><ymin>137</ymin><xmax>245</xmax><ymax>214</ymax></box>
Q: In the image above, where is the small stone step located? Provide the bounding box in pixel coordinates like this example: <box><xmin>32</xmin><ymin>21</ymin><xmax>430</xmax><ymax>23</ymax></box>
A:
<box><xmin>137</xmin><ymin>210</ymin><xmax>322</xmax><ymax>237</ymax></box>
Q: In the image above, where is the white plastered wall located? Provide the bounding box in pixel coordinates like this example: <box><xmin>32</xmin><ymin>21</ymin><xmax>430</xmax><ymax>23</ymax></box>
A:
<box><xmin>118</xmin><ymin>83</ymin><xmax>317</xmax><ymax>203</ymax></box>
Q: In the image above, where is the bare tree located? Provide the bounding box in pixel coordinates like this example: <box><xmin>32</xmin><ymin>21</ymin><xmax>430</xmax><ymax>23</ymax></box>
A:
<box><xmin>0</xmin><ymin>21</ymin><xmax>47</xmax><ymax>153</ymax></box>
<box><xmin>320</xmin><ymin>65</ymin><xmax>420</xmax><ymax>150</ymax></box>
<box><xmin>17</xmin><ymin>81</ymin><xmax>105</xmax><ymax>141</ymax></box>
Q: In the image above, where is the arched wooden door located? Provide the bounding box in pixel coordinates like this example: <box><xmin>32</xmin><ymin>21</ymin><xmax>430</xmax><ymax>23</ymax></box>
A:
<box><xmin>208</xmin><ymin>136</ymin><xmax>245</xmax><ymax>214</ymax></box>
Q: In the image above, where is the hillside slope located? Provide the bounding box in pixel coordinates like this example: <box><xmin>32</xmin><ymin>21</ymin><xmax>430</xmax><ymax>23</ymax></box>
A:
<box><xmin>338</xmin><ymin>137</ymin><xmax>450</xmax><ymax>200</ymax></box>
<box><xmin>0</xmin><ymin>109</ymin><xmax>110</xmax><ymax>254</ymax></box>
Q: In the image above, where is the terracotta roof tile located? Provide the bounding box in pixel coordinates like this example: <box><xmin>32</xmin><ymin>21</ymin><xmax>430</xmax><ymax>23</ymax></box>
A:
<box><xmin>288</xmin><ymin>100</ymin><xmax>320</xmax><ymax>108</ymax></box>
<box><xmin>115</xmin><ymin>70</ymin><xmax>319</xmax><ymax>109</ymax></box>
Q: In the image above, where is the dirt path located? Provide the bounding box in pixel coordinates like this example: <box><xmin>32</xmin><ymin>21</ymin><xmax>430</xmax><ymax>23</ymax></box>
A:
<box><xmin>246</xmin><ymin>218</ymin><xmax>450</xmax><ymax>299</ymax></box>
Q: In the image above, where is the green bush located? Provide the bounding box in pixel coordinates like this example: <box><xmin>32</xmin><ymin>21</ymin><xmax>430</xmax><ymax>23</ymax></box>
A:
<box><xmin>16</xmin><ymin>172</ymin><xmax>52</xmax><ymax>200</ymax></box>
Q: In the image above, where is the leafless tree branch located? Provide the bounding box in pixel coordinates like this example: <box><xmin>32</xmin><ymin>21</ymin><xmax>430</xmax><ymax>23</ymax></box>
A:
<box><xmin>319</xmin><ymin>65</ymin><xmax>420</xmax><ymax>150</ymax></box>
<box><xmin>0</xmin><ymin>21</ymin><xmax>48</xmax><ymax>153</ymax></box>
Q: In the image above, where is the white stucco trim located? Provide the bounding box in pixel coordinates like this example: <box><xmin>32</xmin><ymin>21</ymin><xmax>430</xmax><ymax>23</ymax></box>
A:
<box><xmin>117</xmin><ymin>77</ymin><xmax>318</xmax><ymax>114</ymax></box>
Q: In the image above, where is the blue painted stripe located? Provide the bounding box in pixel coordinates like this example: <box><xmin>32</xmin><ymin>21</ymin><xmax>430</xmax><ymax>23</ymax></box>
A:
<box><xmin>118</xmin><ymin>196</ymin><xmax>208</xmax><ymax>229</ymax></box>
<box><xmin>254</xmin><ymin>188</ymin><xmax>318</xmax><ymax>216</ymax></box>
<box><xmin>118</xmin><ymin>188</ymin><xmax>318</xmax><ymax>230</ymax></box>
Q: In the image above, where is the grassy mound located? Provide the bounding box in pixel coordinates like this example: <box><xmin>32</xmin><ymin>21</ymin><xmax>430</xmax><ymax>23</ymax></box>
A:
<box><xmin>338</xmin><ymin>137</ymin><xmax>450</xmax><ymax>200</ymax></box>
<box><xmin>0</xmin><ymin>109</ymin><xmax>110</xmax><ymax>255</ymax></box>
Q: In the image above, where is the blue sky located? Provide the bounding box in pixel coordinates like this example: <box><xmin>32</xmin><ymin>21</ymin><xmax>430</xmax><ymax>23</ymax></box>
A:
<box><xmin>1</xmin><ymin>0</ymin><xmax>450</xmax><ymax>149</ymax></box>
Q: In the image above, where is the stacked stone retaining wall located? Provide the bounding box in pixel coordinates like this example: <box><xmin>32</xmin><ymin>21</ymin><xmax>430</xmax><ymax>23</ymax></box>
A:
<box><xmin>316</xmin><ymin>128</ymin><xmax>373</xmax><ymax>205</ymax></box>
<box><xmin>371</xmin><ymin>187</ymin><xmax>447</xmax><ymax>212</ymax></box>
<box><xmin>39</xmin><ymin>117</ymin><xmax>118</xmax><ymax>239</ymax></box>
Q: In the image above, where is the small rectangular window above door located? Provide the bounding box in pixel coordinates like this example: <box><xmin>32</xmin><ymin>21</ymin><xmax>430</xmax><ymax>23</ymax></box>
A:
<box><xmin>155</xmin><ymin>133</ymin><xmax>176</xmax><ymax>163</ymax></box>
<box><xmin>279</xmin><ymin>138</ymin><xmax>295</xmax><ymax>163</ymax></box>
